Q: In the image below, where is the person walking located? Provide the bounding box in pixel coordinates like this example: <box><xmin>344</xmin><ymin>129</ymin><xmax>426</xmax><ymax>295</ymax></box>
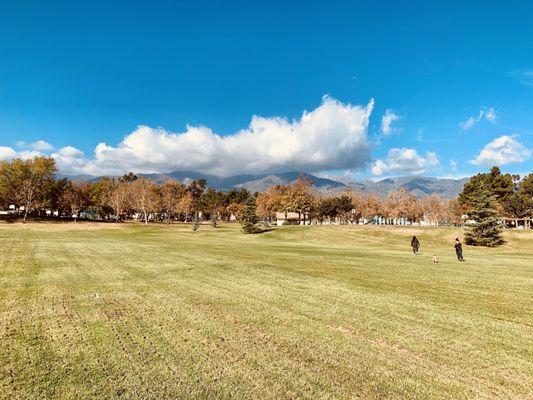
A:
<box><xmin>454</xmin><ymin>238</ymin><xmax>465</xmax><ymax>261</ymax></box>
<box><xmin>411</xmin><ymin>235</ymin><xmax>420</xmax><ymax>255</ymax></box>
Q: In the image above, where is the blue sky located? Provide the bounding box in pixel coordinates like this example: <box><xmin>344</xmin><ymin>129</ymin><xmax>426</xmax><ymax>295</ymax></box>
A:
<box><xmin>0</xmin><ymin>1</ymin><xmax>532</xmax><ymax>179</ymax></box>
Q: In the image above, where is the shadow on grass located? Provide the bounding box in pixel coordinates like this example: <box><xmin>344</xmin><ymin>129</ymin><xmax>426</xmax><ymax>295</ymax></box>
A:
<box><xmin>244</xmin><ymin>227</ymin><xmax>276</xmax><ymax>234</ymax></box>
<box><xmin>0</xmin><ymin>216</ymin><xmax>120</xmax><ymax>224</ymax></box>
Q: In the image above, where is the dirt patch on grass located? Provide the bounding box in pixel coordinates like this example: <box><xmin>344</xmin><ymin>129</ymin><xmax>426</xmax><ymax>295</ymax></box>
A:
<box><xmin>328</xmin><ymin>325</ymin><xmax>356</xmax><ymax>334</ymax></box>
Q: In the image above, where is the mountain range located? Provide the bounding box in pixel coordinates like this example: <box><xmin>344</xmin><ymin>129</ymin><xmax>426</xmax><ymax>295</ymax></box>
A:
<box><xmin>341</xmin><ymin>176</ymin><xmax>469</xmax><ymax>199</ymax></box>
<box><xmin>67</xmin><ymin>170</ymin><xmax>469</xmax><ymax>199</ymax></box>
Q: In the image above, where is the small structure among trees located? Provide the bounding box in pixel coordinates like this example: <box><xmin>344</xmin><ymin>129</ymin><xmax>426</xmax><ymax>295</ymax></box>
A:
<box><xmin>274</xmin><ymin>211</ymin><xmax>305</xmax><ymax>226</ymax></box>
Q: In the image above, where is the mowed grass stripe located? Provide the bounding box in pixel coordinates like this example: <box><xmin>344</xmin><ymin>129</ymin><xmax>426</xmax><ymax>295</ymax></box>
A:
<box><xmin>0</xmin><ymin>223</ymin><xmax>531</xmax><ymax>399</ymax></box>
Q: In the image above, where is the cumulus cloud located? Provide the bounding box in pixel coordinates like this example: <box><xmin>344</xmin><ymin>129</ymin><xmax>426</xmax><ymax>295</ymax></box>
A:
<box><xmin>50</xmin><ymin>146</ymin><xmax>88</xmax><ymax>174</ymax></box>
<box><xmin>0</xmin><ymin>146</ymin><xmax>17</xmax><ymax>161</ymax></box>
<box><xmin>380</xmin><ymin>109</ymin><xmax>401</xmax><ymax>135</ymax></box>
<box><xmin>30</xmin><ymin>140</ymin><xmax>54</xmax><ymax>152</ymax></box>
<box><xmin>471</xmin><ymin>135</ymin><xmax>531</xmax><ymax>166</ymax></box>
<box><xmin>18</xmin><ymin>150</ymin><xmax>46</xmax><ymax>159</ymax></box>
<box><xmin>34</xmin><ymin>96</ymin><xmax>373</xmax><ymax>176</ymax></box>
<box><xmin>16</xmin><ymin>140</ymin><xmax>54</xmax><ymax>152</ymax></box>
<box><xmin>371</xmin><ymin>148</ymin><xmax>439</xmax><ymax>176</ymax></box>
<box><xmin>459</xmin><ymin>107</ymin><xmax>497</xmax><ymax>130</ymax></box>
<box><xmin>0</xmin><ymin>146</ymin><xmax>44</xmax><ymax>161</ymax></box>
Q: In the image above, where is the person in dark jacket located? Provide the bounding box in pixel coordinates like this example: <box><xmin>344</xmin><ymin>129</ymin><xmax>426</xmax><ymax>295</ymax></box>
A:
<box><xmin>454</xmin><ymin>238</ymin><xmax>465</xmax><ymax>261</ymax></box>
<box><xmin>411</xmin><ymin>236</ymin><xmax>420</xmax><ymax>254</ymax></box>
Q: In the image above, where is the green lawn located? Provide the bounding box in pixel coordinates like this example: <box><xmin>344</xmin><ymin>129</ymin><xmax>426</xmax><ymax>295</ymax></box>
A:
<box><xmin>0</xmin><ymin>222</ymin><xmax>531</xmax><ymax>399</ymax></box>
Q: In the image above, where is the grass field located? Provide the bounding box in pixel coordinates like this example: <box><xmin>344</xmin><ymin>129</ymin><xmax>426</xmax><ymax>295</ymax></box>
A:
<box><xmin>0</xmin><ymin>222</ymin><xmax>532</xmax><ymax>399</ymax></box>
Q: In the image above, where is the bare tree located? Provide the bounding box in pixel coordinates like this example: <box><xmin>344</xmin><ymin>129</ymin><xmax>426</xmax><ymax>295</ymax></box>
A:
<box><xmin>60</xmin><ymin>181</ymin><xmax>90</xmax><ymax>220</ymax></box>
<box><xmin>8</xmin><ymin>157</ymin><xmax>57</xmax><ymax>220</ymax></box>
<box><xmin>446</xmin><ymin>198</ymin><xmax>467</xmax><ymax>226</ymax></box>
<box><xmin>226</xmin><ymin>202</ymin><xmax>244</xmax><ymax>221</ymax></box>
<box><xmin>349</xmin><ymin>191</ymin><xmax>364</xmax><ymax>223</ymax></box>
<box><xmin>257</xmin><ymin>185</ymin><xmax>287</xmax><ymax>222</ymax></box>
<box><xmin>284</xmin><ymin>176</ymin><xmax>315</xmax><ymax>224</ymax></box>
<box><xmin>360</xmin><ymin>193</ymin><xmax>381</xmax><ymax>222</ymax></box>
<box><xmin>405</xmin><ymin>194</ymin><xmax>424</xmax><ymax>225</ymax></box>
<box><xmin>130</xmin><ymin>178</ymin><xmax>158</xmax><ymax>224</ymax></box>
<box><xmin>173</xmin><ymin>191</ymin><xmax>191</xmax><ymax>221</ymax></box>
<box><xmin>109</xmin><ymin>181</ymin><xmax>131</xmax><ymax>221</ymax></box>
<box><xmin>159</xmin><ymin>179</ymin><xmax>185</xmax><ymax>223</ymax></box>
<box><xmin>384</xmin><ymin>188</ymin><xmax>423</xmax><ymax>225</ymax></box>
<box><xmin>422</xmin><ymin>194</ymin><xmax>446</xmax><ymax>226</ymax></box>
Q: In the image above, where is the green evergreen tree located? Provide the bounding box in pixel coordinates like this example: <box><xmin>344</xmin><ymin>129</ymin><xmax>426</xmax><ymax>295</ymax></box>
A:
<box><xmin>192</xmin><ymin>213</ymin><xmax>200</xmax><ymax>231</ymax></box>
<box><xmin>241</xmin><ymin>196</ymin><xmax>260</xmax><ymax>234</ymax></box>
<box><xmin>519</xmin><ymin>173</ymin><xmax>533</xmax><ymax>198</ymax></box>
<box><xmin>459</xmin><ymin>166</ymin><xmax>515</xmax><ymax>209</ymax></box>
<box><xmin>464</xmin><ymin>189</ymin><xmax>504</xmax><ymax>247</ymax></box>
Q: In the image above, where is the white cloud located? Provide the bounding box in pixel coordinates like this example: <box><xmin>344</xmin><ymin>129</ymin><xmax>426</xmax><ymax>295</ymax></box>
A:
<box><xmin>51</xmin><ymin>146</ymin><xmax>87</xmax><ymax>174</ymax></box>
<box><xmin>416</xmin><ymin>128</ymin><xmax>425</xmax><ymax>142</ymax></box>
<box><xmin>72</xmin><ymin>96</ymin><xmax>374</xmax><ymax>176</ymax></box>
<box><xmin>57</xmin><ymin>146</ymin><xmax>84</xmax><ymax>158</ymax></box>
<box><xmin>0</xmin><ymin>146</ymin><xmax>44</xmax><ymax>161</ymax></box>
<box><xmin>484</xmin><ymin>108</ymin><xmax>496</xmax><ymax>122</ymax></box>
<box><xmin>15</xmin><ymin>140</ymin><xmax>54</xmax><ymax>152</ymax></box>
<box><xmin>17</xmin><ymin>150</ymin><xmax>45</xmax><ymax>160</ymax></box>
<box><xmin>471</xmin><ymin>135</ymin><xmax>531</xmax><ymax>166</ymax></box>
<box><xmin>372</xmin><ymin>148</ymin><xmax>439</xmax><ymax>176</ymax></box>
<box><xmin>460</xmin><ymin>116</ymin><xmax>476</xmax><ymax>130</ymax></box>
<box><xmin>380</xmin><ymin>109</ymin><xmax>401</xmax><ymax>135</ymax></box>
<box><xmin>449</xmin><ymin>159</ymin><xmax>458</xmax><ymax>172</ymax></box>
<box><xmin>0</xmin><ymin>146</ymin><xmax>17</xmax><ymax>161</ymax></box>
<box><xmin>30</xmin><ymin>140</ymin><xmax>54</xmax><ymax>152</ymax></box>
<box><xmin>459</xmin><ymin>107</ymin><xmax>497</xmax><ymax>130</ymax></box>
<box><xmin>1</xmin><ymin>96</ymin><xmax>375</xmax><ymax>176</ymax></box>
<box><xmin>509</xmin><ymin>69</ymin><xmax>533</xmax><ymax>88</ymax></box>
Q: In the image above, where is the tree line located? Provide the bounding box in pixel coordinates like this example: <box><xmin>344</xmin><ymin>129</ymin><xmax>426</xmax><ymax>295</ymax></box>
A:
<box><xmin>0</xmin><ymin>157</ymin><xmax>250</xmax><ymax>223</ymax></box>
<box><xmin>0</xmin><ymin>158</ymin><xmax>531</xmax><ymax>228</ymax></box>
<box><xmin>256</xmin><ymin>177</ymin><xmax>459</xmax><ymax>226</ymax></box>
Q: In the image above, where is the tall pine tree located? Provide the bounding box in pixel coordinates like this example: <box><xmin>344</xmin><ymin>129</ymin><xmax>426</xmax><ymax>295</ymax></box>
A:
<box><xmin>464</xmin><ymin>189</ymin><xmax>504</xmax><ymax>247</ymax></box>
<box><xmin>241</xmin><ymin>195</ymin><xmax>260</xmax><ymax>234</ymax></box>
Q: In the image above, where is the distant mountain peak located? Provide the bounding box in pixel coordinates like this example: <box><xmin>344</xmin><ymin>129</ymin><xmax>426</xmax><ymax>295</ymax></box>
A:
<box><xmin>62</xmin><ymin>170</ymin><xmax>468</xmax><ymax>198</ymax></box>
<box><xmin>346</xmin><ymin>175</ymin><xmax>469</xmax><ymax>199</ymax></box>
